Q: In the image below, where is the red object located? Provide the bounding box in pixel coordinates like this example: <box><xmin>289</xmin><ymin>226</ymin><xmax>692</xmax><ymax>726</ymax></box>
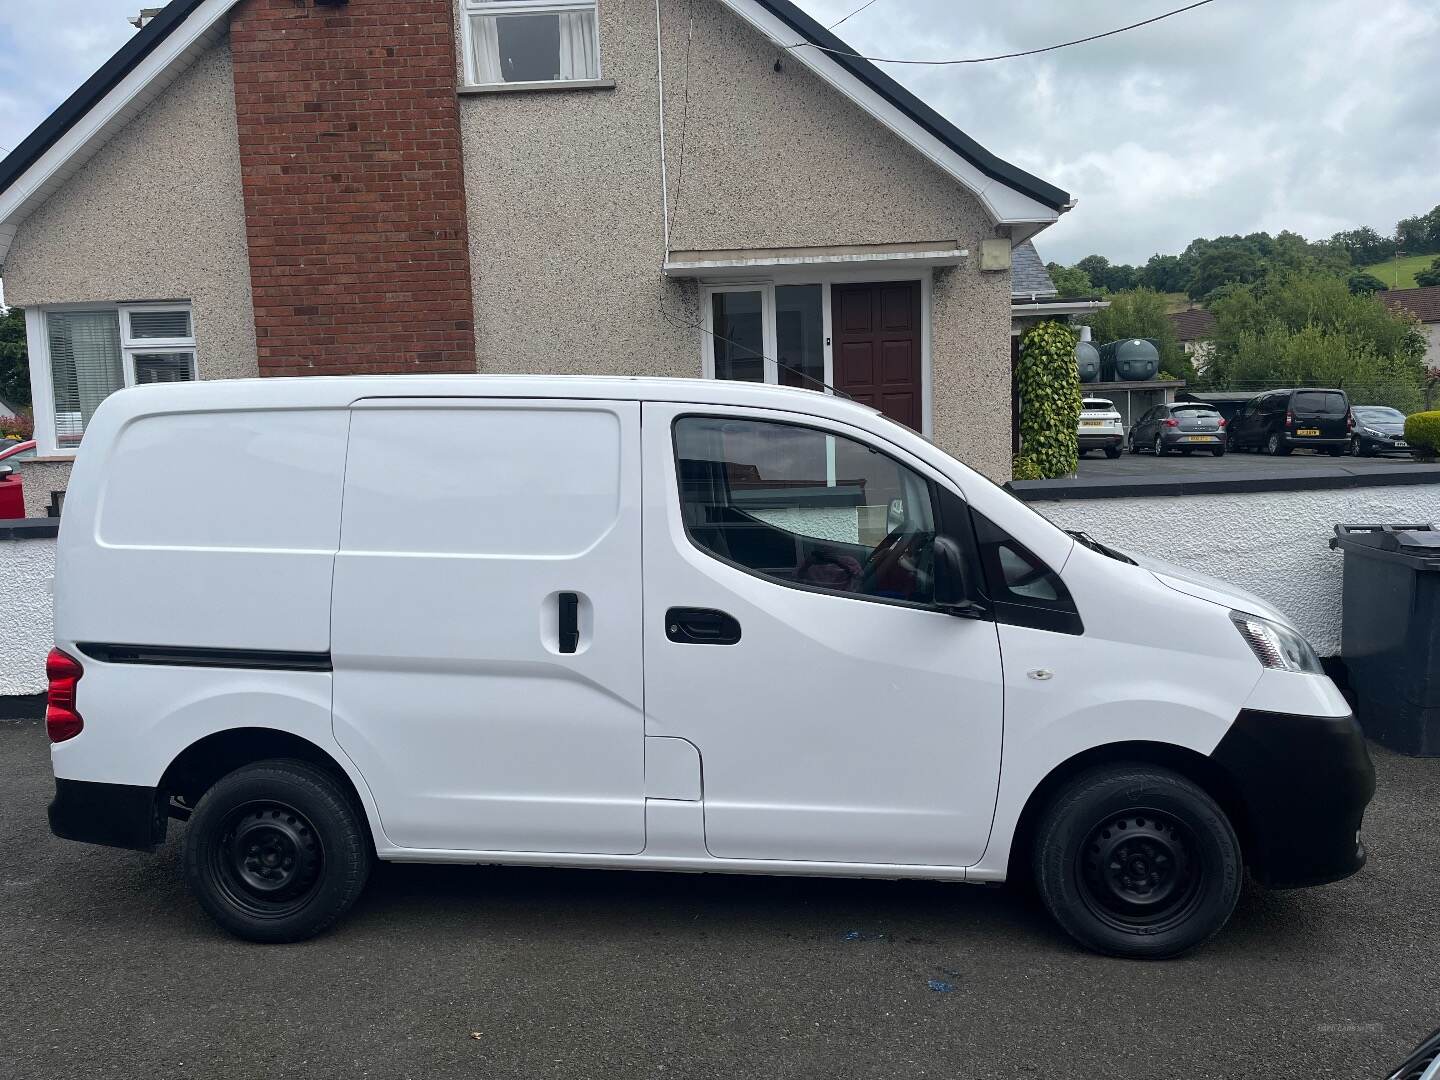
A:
<box><xmin>1163</xmin><ymin>418</ymin><xmax>1180</xmax><ymax>427</ymax></box>
<box><xmin>0</xmin><ymin>456</ymin><xmax>24</xmax><ymax>522</ymax></box>
<box><xmin>1218</xmin><ymin>418</ymin><xmax>1227</xmax><ymax>427</ymax></box>
<box><xmin>1347</xmin><ymin>412</ymin><xmax>1356</xmax><ymax>431</ymax></box>
<box><xmin>46</xmin><ymin>649</ymin><xmax>85</xmax><ymax>743</ymax></box>
<box><xmin>1285</xmin><ymin>410</ymin><xmax>1295</xmax><ymax>427</ymax></box>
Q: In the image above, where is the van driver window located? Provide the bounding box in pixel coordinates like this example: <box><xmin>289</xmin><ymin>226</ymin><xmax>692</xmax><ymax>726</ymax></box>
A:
<box><xmin>674</xmin><ymin>416</ymin><xmax>940</xmax><ymax>606</ymax></box>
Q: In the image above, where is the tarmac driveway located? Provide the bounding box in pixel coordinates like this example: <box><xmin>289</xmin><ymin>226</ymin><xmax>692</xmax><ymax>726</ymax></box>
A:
<box><xmin>2</xmin><ymin>715</ymin><xmax>1437</xmax><ymax>1080</ymax></box>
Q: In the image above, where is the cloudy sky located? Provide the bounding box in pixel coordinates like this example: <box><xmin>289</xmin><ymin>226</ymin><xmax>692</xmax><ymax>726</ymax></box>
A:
<box><xmin>2</xmin><ymin>0</ymin><xmax>1437</xmax><ymax>266</ymax></box>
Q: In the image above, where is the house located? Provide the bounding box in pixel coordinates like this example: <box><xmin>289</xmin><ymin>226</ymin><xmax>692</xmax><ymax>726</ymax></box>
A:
<box><xmin>1167</xmin><ymin>306</ymin><xmax>1216</xmax><ymax>371</ymax></box>
<box><xmin>1379</xmin><ymin>286</ymin><xmax>1440</xmax><ymax>367</ymax></box>
<box><xmin>0</xmin><ymin>0</ymin><xmax>1074</xmax><ymax>516</ymax></box>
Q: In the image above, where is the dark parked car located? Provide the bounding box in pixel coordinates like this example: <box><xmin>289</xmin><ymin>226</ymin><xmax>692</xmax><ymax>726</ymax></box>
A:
<box><xmin>1227</xmin><ymin>388</ymin><xmax>1351</xmax><ymax>456</ymax></box>
<box><xmin>1349</xmin><ymin>405</ymin><xmax>1414</xmax><ymax>456</ymax></box>
<box><xmin>1127</xmin><ymin>402</ymin><xmax>1226</xmax><ymax>456</ymax></box>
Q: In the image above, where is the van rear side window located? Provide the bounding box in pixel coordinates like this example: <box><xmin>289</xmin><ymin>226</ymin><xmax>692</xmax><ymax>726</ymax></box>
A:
<box><xmin>97</xmin><ymin>410</ymin><xmax>348</xmax><ymax>549</ymax></box>
<box><xmin>341</xmin><ymin>406</ymin><xmax>622</xmax><ymax>556</ymax></box>
<box><xmin>1292</xmin><ymin>391</ymin><xmax>1347</xmax><ymax>415</ymax></box>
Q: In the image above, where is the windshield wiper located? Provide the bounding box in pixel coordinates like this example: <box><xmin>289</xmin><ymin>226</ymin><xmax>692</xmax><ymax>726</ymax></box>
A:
<box><xmin>1066</xmin><ymin>529</ymin><xmax>1137</xmax><ymax>565</ymax></box>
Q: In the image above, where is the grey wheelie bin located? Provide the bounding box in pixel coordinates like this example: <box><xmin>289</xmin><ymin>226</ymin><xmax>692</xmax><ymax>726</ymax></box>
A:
<box><xmin>1329</xmin><ymin>524</ymin><xmax>1440</xmax><ymax>756</ymax></box>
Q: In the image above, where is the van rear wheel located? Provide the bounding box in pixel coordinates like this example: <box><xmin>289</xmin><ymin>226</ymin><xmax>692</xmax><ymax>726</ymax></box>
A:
<box><xmin>1032</xmin><ymin>764</ymin><xmax>1242</xmax><ymax>959</ymax></box>
<box><xmin>183</xmin><ymin>759</ymin><xmax>371</xmax><ymax>943</ymax></box>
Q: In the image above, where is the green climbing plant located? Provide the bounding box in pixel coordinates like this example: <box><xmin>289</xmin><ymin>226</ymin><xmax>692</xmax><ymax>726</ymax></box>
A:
<box><xmin>1016</xmin><ymin>320</ymin><xmax>1081</xmax><ymax>479</ymax></box>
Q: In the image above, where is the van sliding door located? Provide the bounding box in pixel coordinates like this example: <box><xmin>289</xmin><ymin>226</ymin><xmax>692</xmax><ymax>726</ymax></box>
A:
<box><xmin>330</xmin><ymin>398</ymin><xmax>645</xmax><ymax>855</ymax></box>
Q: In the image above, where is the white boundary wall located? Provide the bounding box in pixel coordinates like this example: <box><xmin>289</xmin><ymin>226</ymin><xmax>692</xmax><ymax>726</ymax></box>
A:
<box><xmin>1</xmin><ymin>533</ymin><xmax>55</xmax><ymax>696</ymax></box>
<box><xmin>1032</xmin><ymin>485</ymin><xmax>1440</xmax><ymax>656</ymax></box>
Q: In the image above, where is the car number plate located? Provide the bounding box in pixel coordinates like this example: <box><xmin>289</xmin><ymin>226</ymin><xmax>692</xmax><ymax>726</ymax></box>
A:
<box><xmin>1081</xmin><ymin>420</ymin><xmax>1105</xmax><ymax>427</ymax></box>
<box><xmin>1297</xmin><ymin>428</ymin><xmax>1321</xmax><ymax>436</ymax></box>
<box><xmin>1182</xmin><ymin>435</ymin><xmax>1212</xmax><ymax>442</ymax></box>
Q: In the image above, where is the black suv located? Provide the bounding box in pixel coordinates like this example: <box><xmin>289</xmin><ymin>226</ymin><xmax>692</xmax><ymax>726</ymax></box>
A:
<box><xmin>1227</xmin><ymin>388</ymin><xmax>1351</xmax><ymax>456</ymax></box>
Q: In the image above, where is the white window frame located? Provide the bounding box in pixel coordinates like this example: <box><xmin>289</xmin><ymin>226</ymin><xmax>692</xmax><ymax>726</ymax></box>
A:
<box><xmin>459</xmin><ymin>0</ymin><xmax>603</xmax><ymax>89</ymax></box>
<box><xmin>27</xmin><ymin>301</ymin><xmax>197</xmax><ymax>458</ymax></box>
<box><xmin>699</xmin><ymin>270</ymin><xmax>934</xmax><ymax>438</ymax></box>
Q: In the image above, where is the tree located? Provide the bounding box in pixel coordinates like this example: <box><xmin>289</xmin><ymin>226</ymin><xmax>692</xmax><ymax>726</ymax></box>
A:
<box><xmin>1205</xmin><ymin>271</ymin><xmax>1427</xmax><ymax>410</ymax></box>
<box><xmin>0</xmin><ymin>306</ymin><xmax>29</xmax><ymax>410</ymax></box>
<box><xmin>1046</xmin><ymin>262</ymin><xmax>1094</xmax><ymax>297</ymax></box>
<box><xmin>1415</xmin><ymin>257</ymin><xmax>1440</xmax><ymax>288</ymax></box>
<box><xmin>1139</xmin><ymin>253</ymin><xmax>1187</xmax><ymax>293</ymax></box>
<box><xmin>1187</xmin><ymin>246</ymin><xmax>1263</xmax><ymax>300</ymax></box>
<box><xmin>1347</xmin><ymin>271</ymin><xmax>1389</xmax><ymax>295</ymax></box>
<box><xmin>1075</xmin><ymin>254</ymin><xmax>1110</xmax><ymax>283</ymax></box>
<box><xmin>1082</xmin><ymin>288</ymin><xmax>1193</xmax><ymax>380</ymax></box>
<box><xmin>1329</xmin><ymin>226</ymin><xmax>1395</xmax><ymax>266</ymax></box>
<box><xmin>1395</xmin><ymin>204</ymin><xmax>1440</xmax><ymax>256</ymax></box>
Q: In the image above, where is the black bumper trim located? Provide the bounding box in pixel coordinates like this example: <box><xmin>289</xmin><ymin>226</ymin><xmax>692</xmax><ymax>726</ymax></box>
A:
<box><xmin>1210</xmin><ymin>709</ymin><xmax>1375</xmax><ymax>889</ymax></box>
<box><xmin>48</xmin><ymin>778</ymin><xmax>167</xmax><ymax>852</ymax></box>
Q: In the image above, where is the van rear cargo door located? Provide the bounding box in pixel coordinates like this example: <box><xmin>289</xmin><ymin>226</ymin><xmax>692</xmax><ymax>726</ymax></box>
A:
<box><xmin>331</xmin><ymin>399</ymin><xmax>645</xmax><ymax>855</ymax></box>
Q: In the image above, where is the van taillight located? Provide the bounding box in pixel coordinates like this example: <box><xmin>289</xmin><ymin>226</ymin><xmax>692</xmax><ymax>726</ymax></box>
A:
<box><xmin>1285</xmin><ymin>410</ymin><xmax>1294</xmax><ymax>427</ymax></box>
<box><xmin>1347</xmin><ymin>412</ymin><xmax>1355</xmax><ymax>431</ymax></box>
<box><xmin>46</xmin><ymin>648</ymin><xmax>84</xmax><ymax>743</ymax></box>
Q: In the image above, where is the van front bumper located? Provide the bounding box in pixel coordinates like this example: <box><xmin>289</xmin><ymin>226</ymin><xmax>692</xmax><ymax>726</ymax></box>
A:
<box><xmin>1209</xmin><ymin>709</ymin><xmax>1374</xmax><ymax>888</ymax></box>
<box><xmin>48</xmin><ymin>778</ymin><xmax>167</xmax><ymax>852</ymax></box>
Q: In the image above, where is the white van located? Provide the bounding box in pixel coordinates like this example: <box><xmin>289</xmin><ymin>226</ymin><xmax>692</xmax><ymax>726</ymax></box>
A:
<box><xmin>45</xmin><ymin>377</ymin><xmax>1373</xmax><ymax>957</ymax></box>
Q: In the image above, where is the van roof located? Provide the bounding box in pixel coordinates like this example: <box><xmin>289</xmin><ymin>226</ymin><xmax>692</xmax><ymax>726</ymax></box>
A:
<box><xmin>93</xmin><ymin>374</ymin><xmax>888</xmax><ymax>422</ymax></box>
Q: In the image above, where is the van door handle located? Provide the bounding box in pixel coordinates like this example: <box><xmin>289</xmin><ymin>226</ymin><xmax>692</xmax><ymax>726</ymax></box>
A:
<box><xmin>558</xmin><ymin>592</ymin><xmax>580</xmax><ymax>654</ymax></box>
<box><xmin>666</xmin><ymin>608</ymin><xmax>741</xmax><ymax>645</ymax></box>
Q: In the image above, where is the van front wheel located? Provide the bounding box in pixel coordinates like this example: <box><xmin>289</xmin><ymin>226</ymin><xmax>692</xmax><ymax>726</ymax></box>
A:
<box><xmin>183</xmin><ymin>759</ymin><xmax>371</xmax><ymax>943</ymax></box>
<box><xmin>1032</xmin><ymin>764</ymin><xmax>1242</xmax><ymax>959</ymax></box>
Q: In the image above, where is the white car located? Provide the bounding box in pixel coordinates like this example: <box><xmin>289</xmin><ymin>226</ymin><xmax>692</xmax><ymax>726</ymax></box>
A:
<box><xmin>45</xmin><ymin>376</ymin><xmax>1372</xmax><ymax>958</ymax></box>
<box><xmin>1078</xmin><ymin>397</ymin><xmax>1125</xmax><ymax>459</ymax></box>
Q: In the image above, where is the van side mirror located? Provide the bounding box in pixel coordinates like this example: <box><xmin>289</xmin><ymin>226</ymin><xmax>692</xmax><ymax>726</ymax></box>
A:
<box><xmin>933</xmin><ymin>535</ymin><xmax>987</xmax><ymax>619</ymax></box>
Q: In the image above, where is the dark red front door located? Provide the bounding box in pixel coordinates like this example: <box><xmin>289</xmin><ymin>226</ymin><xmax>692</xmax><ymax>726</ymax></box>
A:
<box><xmin>832</xmin><ymin>282</ymin><xmax>923</xmax><ymax>431</ymax></box>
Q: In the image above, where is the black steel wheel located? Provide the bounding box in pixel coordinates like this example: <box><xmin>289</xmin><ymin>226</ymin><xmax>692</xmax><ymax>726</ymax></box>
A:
<box><xmin>1076</xmin><ymin>808</ymin><xmax>1204</xmax><ymax>935</ymax></box>
<box><xmin>1033</xmin><ymin>764</ymin><xmax>1242</xmax><ymax>959</ymax></box>
<box><xmin>183</xmin><ymin>759</ymin><xmax>370</xmax><ymax>943</ymax></box>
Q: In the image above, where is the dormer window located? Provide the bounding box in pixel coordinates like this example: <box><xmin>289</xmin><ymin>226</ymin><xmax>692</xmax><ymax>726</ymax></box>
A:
<box><xmin>462</xmin><ymin>0</ymin><xmax>600</xmax><ymax>86</ymax></box>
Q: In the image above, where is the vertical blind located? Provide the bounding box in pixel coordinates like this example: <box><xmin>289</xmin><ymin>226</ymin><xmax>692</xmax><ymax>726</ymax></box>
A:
<box><xmin>48</xmin><ymin>311</ymin><xmax>123</xmax><ymax>443</ymax></box>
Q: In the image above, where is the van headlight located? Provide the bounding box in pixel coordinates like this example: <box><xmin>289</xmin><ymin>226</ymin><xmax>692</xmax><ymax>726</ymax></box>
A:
<box><xmin>1230</xmin><ymin>611</ymin><xmax>1323</xmax><ymax>674</ymax></box>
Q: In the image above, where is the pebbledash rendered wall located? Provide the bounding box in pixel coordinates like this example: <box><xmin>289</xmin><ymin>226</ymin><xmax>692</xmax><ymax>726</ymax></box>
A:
<box><xmin>457</xmin><ymin>0</ymin><xmax>1016</xmax><ymax>481</ymax></box>
<box><xmin>1027</xmin><ymin>483</ymin><xmax>1440</xmax><ymax>657</ymax></box>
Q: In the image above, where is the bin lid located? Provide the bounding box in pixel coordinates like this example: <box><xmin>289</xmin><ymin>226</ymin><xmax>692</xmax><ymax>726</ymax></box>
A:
<box><xmin>1330</xmin><ymin>524</ymin><xmax>1440</xmax><ymax>567</ymax></box>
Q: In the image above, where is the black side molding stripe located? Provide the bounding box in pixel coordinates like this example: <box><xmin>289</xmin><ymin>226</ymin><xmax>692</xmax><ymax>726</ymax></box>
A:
<box><xmin>77</xmin><ymin>643</ymin><xmax>332</xmax><ymax>672</ymax></box>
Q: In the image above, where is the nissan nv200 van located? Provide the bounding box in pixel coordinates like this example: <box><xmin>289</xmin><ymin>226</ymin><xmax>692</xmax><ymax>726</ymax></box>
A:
<box><xmin>45</xmin><ymin>377</ymin><xmax>1373</xmax><ymax>958</ymax></box>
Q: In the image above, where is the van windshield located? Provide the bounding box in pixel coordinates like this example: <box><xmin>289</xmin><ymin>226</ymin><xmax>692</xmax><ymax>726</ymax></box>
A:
<box><xmin>1292</xmin><ymin>391</ymin><xmax>1347</xmax><ymax>415</ymax></box>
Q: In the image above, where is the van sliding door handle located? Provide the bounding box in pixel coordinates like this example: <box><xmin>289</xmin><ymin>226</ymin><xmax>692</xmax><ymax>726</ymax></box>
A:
<box><xmin>558</xmin><ymin>592</ymin><xmax>580</xmax><ymax>654</ymax></box>
<box><xmin>666</xmin><ymin>608</ymin><xmax>741</xmax><ymax>645</ymax></box>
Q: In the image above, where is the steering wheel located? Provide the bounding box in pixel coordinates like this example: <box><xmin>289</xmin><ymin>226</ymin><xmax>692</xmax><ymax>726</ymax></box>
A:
<box><xmin>859</xmin><ymin>529</ymin><xmax>930</xmax><ymax>599</ymax></box>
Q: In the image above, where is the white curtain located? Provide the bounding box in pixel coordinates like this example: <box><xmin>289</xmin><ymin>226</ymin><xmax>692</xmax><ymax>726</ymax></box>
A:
<box><xmin>470</xmin><ymin>15</ymin><xmax>503</xmax><ymax>84</ymax></box>
<box><xmin>557</xmin><ymin>11</ymin><xmax>598</xmax><ymax>80</ymax></box>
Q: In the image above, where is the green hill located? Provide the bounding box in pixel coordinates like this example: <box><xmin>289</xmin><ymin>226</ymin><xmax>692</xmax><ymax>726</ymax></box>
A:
<box><xmin>1361</xmin><ymin>253</ymin><xmax>1436</xmax><ymax>290</ymax></box>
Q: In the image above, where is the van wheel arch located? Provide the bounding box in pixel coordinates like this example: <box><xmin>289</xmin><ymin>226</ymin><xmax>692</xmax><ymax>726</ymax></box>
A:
<box><xmin>159</xmin><ymin>729</ymin><xmax>373</xmax><ymax>846</ymax></box>
<box><xmin>1006</xmin><ymin>741</ymin><xmax>1250</xmax><ymax>886</ymax></box>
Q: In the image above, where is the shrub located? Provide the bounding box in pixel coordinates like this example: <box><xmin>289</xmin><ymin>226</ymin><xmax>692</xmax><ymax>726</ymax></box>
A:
<box><xmin>0</xmin><ymin>412</ymin><xmax>32</xmax><ymax>440</ymax></box>
<box><xmin>1016</xmin><ymin>321</ymin><xmax>1081</xmax><ymax>479</ymax></box>
<box><xmin>1012</xmin><ymin>455</ymin><xmax>1046</xmax><ymax>481</ymax></box>
<box><xmin>1404</xmin><ymin>411</ymin><xmax>1440</xmax><ymax>460</ymax></box>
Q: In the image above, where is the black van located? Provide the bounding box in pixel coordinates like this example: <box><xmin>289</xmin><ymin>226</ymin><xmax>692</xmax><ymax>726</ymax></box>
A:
<box><xmin>1227</xmin><ymin>388</ymin><xmax>1352</xmax><ymax>456</ymax></box>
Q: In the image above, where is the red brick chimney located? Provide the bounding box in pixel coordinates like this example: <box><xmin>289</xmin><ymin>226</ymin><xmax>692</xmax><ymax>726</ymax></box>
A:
<box><xmin>230</xmin><ymin>0</ymin><xmax>475</xmax><ymax>376</ymax></box>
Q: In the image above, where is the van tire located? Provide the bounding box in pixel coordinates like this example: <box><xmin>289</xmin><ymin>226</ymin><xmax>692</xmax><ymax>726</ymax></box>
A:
<box><xmin>182</xmin><ymin>759</ymin><xmax>371</xmax><ymax>943</ymax></box>
<box><xmin>1032</xmin><ymin>764</ymin><xmax>1242</xmax><ymax>959</ymax></box>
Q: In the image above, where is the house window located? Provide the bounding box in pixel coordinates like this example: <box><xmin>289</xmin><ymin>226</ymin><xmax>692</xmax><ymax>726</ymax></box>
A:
<box><xmin>461</xmin><ymin>0</ymin><xmax>600</xmax><ymax>86</ymax></box>
<box><xmin>29</xmin><ymin>303</ymin><xmax>196</xmax><ymax>454</ymax></box>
